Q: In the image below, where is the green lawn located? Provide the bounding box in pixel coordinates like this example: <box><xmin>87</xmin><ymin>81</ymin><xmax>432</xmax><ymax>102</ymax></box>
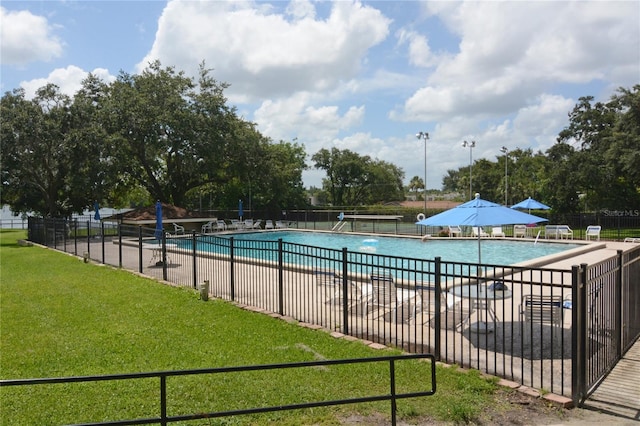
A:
<box><xmin>0</xmin><ymin>229</ymin><xmax>499</xmax><ymax>425</ymax></box>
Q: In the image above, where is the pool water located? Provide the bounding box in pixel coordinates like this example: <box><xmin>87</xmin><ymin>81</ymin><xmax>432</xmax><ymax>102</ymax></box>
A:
<box><xmin>206</xmin><ymin>231</ymin><xmax>580</xmax><ymax>265</ymax></box>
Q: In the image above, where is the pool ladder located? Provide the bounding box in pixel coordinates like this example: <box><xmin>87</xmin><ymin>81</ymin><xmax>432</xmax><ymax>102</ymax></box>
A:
<box><xmin>332</xmin><ymin>220</ymin><xmax>347</xmax><ymax>232</ymax></box>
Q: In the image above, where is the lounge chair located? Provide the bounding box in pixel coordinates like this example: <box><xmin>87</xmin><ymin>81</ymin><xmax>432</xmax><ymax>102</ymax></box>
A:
<box><xmin>520</xmin><ymin>294</ymin><xmax>564</xmax><ymax>329</ymax></box>
<box><xmin>472</xmin><ymin>227</ymin><xmax>489</xmax><ymax>238</ymax></box>
<box><xmin>545</xmin><ymin>225</ymin><xmax>573</xmax><ymax>239</ymax></box>
<box><xmin>585</xmin><ymin>225</ymin><xmax>601</xmax><ymax>241</ymax></box>
<box><xmin>252</xmin><ymin>219</ymin><xmax>263</xmax><ymax>229</ymax></box>
<box><xmin>244</xmin><ymin>219</ymin><xmax>254</xmax><ymax>229</ymax></box>
<box><xmin>314</xmin><ymin>269</ymin><xmax>342</xmax><ymax>305</ymax></box>
<box><xmin>513</xmin><ymin>224</ymin><xmax>527</xmax><ymax>238</ymax></box>
<box><xmin>172</xmin><ymin>223</ymin><xmax>185</xmax><ymax>235</ymax></box>
<box><xmin>314</xmin><ymin>269</ymin><xmax>365</xmax><ymax>312</ymax></box>
<box><xmin>229</xmin><ymin>219</ymin><xmax>241</xmax><ymax>230</ymax></box>
<box><xmin>264</xmin><ymin>220</ymin><xmax>274</xmax><ymax>229</ymax></box>
<box><xmin>275</xmin><ymin>220</ymin><xmax>287</xmax><ymax>229</ymax></box>
<box><xmin>426</xmin><ymin>290</ymin><xmax>472</xmax><ymax>331</ymax></box>
<box><xmin>557</xmin><ymin>225</ymin><xmax>573</xmax><ymax>239</ymax></box>
<box><xmin>367</xmin><ymin>271</ymin><xmax>420</xmax><ymax>323</ymax></box>
<box><xmin>215</xmin><ymin>220</ymin><xmax>227</xmax><ymax>231</ymax></box>
<box><xmin>448</xmin><ymin>225</ymin><xmax>463</xmax><ymax>237</ymax></box>
<box><xmin>201</xmin><ymin>221</ymin><xmax>215</xmax><ymax>234</ymax></box>
<box><xmin>491</xmin><ymin>226</ymin><xmax>505</xmax><ymax>237</ymax></box>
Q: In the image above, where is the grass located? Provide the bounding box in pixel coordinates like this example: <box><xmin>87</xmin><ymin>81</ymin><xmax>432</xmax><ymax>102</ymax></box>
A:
<box><xmin>0</xmin><ymin>229</ymin><xmax>500</xmax><ymax>425</ymax></box>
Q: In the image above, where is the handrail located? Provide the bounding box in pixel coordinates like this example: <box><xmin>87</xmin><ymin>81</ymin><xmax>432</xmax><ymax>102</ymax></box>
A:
<box><xmin>331</xmin><ymin>220</ymin><xmax>346</xmax><ymax>232</ymax></box>
<box><xmin>0</xmin><ymin>354</ymin><xmax>436</xmax><ymax>426</ymax></box>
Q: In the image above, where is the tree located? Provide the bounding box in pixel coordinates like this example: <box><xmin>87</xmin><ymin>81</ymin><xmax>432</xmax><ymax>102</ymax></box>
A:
<box><xmin>556</xmin><ymin>86</ymin><xmax>640</xmax><ymax>210</ymax></box>
<box><xmin>408</xmin><ymin>175</ymin><xmax>424</xmax><ymax>199</ymax></box>
<box><xmin>312</xmin><ymin>148</ymin><xmax>404</xmax><ymax>206</ymax></box>
<box><xmin>1</xmin><ymin>86</ymin><xmax>77</xmax><ymax>217</ymax></box>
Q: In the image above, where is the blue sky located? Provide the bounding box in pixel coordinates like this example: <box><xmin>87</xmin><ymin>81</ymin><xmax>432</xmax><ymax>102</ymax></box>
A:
<box><xmin>1</xmin><ymin>0</ymin><xmax>638</xmax><ymax>190</ymax></box>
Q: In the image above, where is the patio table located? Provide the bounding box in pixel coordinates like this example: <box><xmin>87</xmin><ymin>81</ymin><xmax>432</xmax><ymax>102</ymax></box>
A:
<box><xmin>449</xmin><ymin>284</ymin><xmax>513</xmax><ymax>333</ymax></box>
<box><xmin>142</xmin><ymin>243</ymin><xmax>177</xmax><ymax>266</ymax></box>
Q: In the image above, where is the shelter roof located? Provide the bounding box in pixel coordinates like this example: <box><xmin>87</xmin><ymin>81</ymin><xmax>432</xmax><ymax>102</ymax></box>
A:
<box><xmin>114</xmin><ymin>203</ymin><xmax>209</xmax><ymax>221</ymax></box>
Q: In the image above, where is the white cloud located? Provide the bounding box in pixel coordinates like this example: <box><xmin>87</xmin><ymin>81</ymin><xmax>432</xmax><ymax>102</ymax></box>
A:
<box><xmin>395</xmin><ymin>1</ymin><xmax>639</xmax><ymax>123</ymax></box>
<box><xmin>20</xmin><ymin>66</ymin><xmax>114</xmax><ymax>99</ymax></box>
<box><xmin>253</xmin><ymin>92</ymin><xmax>364</xmax><ymax>156</ymax></box>
<box><xmin>0</xmin><ymin>7</ymin><xmax>64</xmax><ymax>66</ymax></box>
<box><xmin>137</xmin><ymin>0</ymin><xmax>391</xmax><ymax>100</ymax></box>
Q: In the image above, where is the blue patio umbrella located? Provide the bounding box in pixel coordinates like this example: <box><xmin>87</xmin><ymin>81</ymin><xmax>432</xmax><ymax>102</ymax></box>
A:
<box><xmin>416</xmin><ymin>193</ymin><xmax>548</xmax><ymax>263</ymax></box>
<box><xmin>154</xmin><ymin>201</ymin><xmax>164</xmax><ymax>240</ymax></box>
<box><xmin>238</xmin><ymin>199</ymin><xmax>243</xmax><ymax>220</ymax></box>
<box><xmin>93</xmin><ymin>201</ymin><xmax>101</xmax><ymax>221</ymax></box>
<box><xmin>510</xmin><ymin>197</ymin><xmax>550</xmax><ymax>213</ymax></box>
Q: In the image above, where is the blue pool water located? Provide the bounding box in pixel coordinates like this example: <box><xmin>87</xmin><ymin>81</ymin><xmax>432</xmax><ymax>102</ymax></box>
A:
<box><xmin>196</xmin><ymin>231</ymin><xmax>580</xmax><ymax>265</ymax></box>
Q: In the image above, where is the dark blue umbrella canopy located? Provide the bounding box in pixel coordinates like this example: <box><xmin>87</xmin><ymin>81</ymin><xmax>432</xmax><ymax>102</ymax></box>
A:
<box><xmin>416</xmin><ymin>194</ymin><xmax>548</xmax><ymax>228</ymax></box>
<box><xmin>154</xmin><ymin>201</ymin><xmax>163</xmax><ymax>240</ymax></box>
<box><xmin>511</xmin><ymin>197</ymin><xmax>550</xmax><ymax>212</ymax></box>
<box><xmin>238</xmin><ymin>199</ymin><xmax>243</xmax><ymax>220</ymax></box>
<box><xmin>93</xmin><ymin>201</ymin><xmax>101</xmax><ymax>221</ymax></box>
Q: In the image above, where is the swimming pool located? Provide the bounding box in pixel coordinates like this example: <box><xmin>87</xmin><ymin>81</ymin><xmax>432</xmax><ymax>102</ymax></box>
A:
<box><xmin>194</xmin><ymin>231</ymin><xmax>581</xmax><ymax>265</ymax></box>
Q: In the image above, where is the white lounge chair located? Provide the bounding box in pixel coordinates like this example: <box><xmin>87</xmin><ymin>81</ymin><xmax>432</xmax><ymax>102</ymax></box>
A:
<box><xmin>252</xmin><ymin>219</ymin><xmax>263</xmax><ymax>229</ymax></box>
<box><xmin>513</xmin><ymin>224</ymin><xmax>527</xmax><ymax>238</ymax></box>
<box><xmin>520</xmin><ymin>294</ymin><xmax>564</xmax><ymax>329</ymax></box>
<box><xmin>491</xmin><ymin>226</ymin><xmax>505</xmax><ymax>238</ymax></box>
<box><xmin>558</xmin><ymin>225</ymin><xmax>573</xmax><ymax>239</ymax></box>
<box><xmin>215</xmin><ymin>220</ymin><xmax>227</xmax><ymax>231</ymax></box>
<box><xmin>264</xmin><ymin>220</ymin><xmax>274</xmax><ymax>229</ymax></box>
<box><xmin>367</xmin><ymin>272</ymin><xmax>420</xmax><ymax>323</ymax></box>
<box><xmin>472</xmin><ymin>227</ymin><xmax>489</xmax><ymax>238</ymax></box>
<box><xmin>448</xmin><ymin>225</ymin><xmax>463</xmax><ymax>237</ymax></box>
<box><xmin>244</xmin><ymin>219</ymin><xmax>253</xmax><ymax>229</ymax></box>
<box><xmin>172</xmin><ymin>223</ymin><xmax>185</xmax><ymax>235</ymax></box>
<box><xmin>585</xmin><ymin>225</ymin><xmax>601</xmax><ymax>241</ymax></box>
<box><xmin>275</xmin><ymin>220</ymin><xmax>287</xmax><ymax>229</ymax></box>
<box><xmin>201</xmin><ymin>221</ymin><xmax>215</xmax><ymax>234</ymax></box>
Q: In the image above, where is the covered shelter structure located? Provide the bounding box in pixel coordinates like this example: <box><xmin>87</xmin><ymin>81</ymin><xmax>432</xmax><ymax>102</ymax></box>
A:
<box><xmin>109</xmin><ymin>203</ymin><xmax>216</xmax><ymax>234</ymax></box>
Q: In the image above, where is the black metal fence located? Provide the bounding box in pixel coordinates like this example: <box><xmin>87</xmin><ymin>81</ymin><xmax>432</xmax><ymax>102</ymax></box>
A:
<box><xmin>24</xmin><ymin>218</ymin><xmax>640</xmax><ymax>406</ymax></box>
<box><xmin>0</xmin><ymin>354</ymin><xmax>435</xmax><ymax>426</ymax></box>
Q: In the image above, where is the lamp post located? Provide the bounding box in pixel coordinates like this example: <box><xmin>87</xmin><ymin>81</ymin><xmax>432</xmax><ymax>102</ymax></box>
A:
<box><xmin>500</xmin><ymin>146</ymin><xmax>509</xmax><ymax>205</ymax></box>
<box><xmin>461</xmin><ymin>140</ymin><xmax>476</xmax><ymax>200</ymax></box>
<box><xmin>416</xmin><ymin>131</ymin><xmax>429</xmax><ymax>213</ymax></box>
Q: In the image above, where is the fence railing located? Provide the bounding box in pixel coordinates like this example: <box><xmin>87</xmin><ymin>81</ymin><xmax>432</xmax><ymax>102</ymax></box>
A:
<box><xmin>0</xmin><ymin>354</ymin><xmax>435</xmax><ymax>426</ymax></box>
<box><xmin>25</xmin><ymin>218</ymin><xmax>640</xmax><ymax>406</ymax></box>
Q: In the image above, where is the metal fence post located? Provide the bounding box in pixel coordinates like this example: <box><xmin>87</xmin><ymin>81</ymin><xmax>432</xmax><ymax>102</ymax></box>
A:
<box><xmin>138</xmin><ymin>226</ymin><xmax>143</xmax><ymax>273</ymax></box>
<box><xmin>230</xmin><ymin>237</ymin><xmax>235</xmax><ymax>301</ymax></box>
<box><xmin>86</xmin><ymin>220</ymin><xmax>91</xmax><ymax>259</ymax></box>
<box><xmin>571</xmin><ymin>265</ymin><xmax>582</xmax><ymax>406</ymax></box>
<box><xmin>118</xmin><ymin>224</ymin><xmax>123</xmax><ymax>268</ymax></box>
<box><xmin>101</xmin><ymin>222</ymin><xmax>105</xmax><ymax>264</ymax></box>
<box><xmin>192</xmin><ymin>231</ymin><xmax>197</xmax><ymax>289</ymax></box>
<box><xmin>615</xmin><ymin>250</ymin><xmax>623</xmax><ymax>357</ymax></box>
<box><xmin>162</xmin><ymin>232</ymin><xmax>168</xmax><ymax>282</ymax></box>
<box><xmin>434</xmin><ymin>257</ymin><xmax>442</xmax><ymax>360</ymax></box>
<box><xmin>389</xmin><ymin>359</ymin><xmax>397</xmax><ymax>426</ymax></box>
<box><xmin>278</xmin><ymin>239</ymin><xmax>284</xmax><ymax>316</ymax></box>
<box><xmin>342</xmin><ymin>247</ymin><xmax>349</xmax><ymax>335</ymax></box>
<box><xmin>73</xmin><ymin>219</ymin><xmax>78</xmax><ymax>256</ymax></box>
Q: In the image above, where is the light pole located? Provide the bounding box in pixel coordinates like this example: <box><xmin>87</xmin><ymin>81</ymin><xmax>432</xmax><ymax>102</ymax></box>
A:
<box><xmin>416</xmin><ymin>131</ymin><xmax>429</xmax><ymax>213</ymax></box>
<box><xmin>461</xmin><ymin>140</ymin><xmax>476</xmax><ymax>200</ymax></box>
<box><xmin>500</xmin><ymin>146</ymin><xmax>508</xmax><ymax>205</ymax></box>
